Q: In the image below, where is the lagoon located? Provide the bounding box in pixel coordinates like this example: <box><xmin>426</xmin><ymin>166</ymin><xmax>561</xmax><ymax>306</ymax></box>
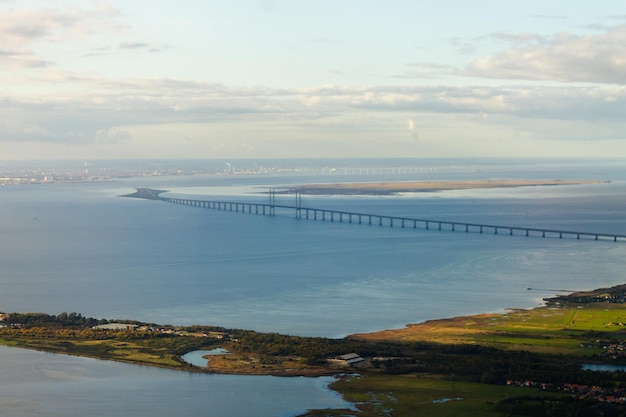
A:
<box><xmin>182</xmin><ymin>348</ymin><xmax>231</xmax><ymax>367</ymax></box>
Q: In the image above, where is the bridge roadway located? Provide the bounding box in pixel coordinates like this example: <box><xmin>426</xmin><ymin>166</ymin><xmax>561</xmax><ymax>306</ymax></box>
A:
<box><xmin>160</xmin><ymin>195</ymin><xmax>626</xmax><ymax>242</ymax></box>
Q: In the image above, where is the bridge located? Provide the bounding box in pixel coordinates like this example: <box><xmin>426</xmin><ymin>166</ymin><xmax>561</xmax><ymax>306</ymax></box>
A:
<box><xmin>124</xmin><ymin>188</ymin><xmax>626</xmax><ymax>242</ymax></box>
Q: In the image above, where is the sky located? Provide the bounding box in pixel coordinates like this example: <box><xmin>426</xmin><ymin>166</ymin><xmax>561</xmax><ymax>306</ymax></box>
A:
<box><xmin>0</xmin><ymin>0</ymin><xmax>625</xmax><ymax>160</ymax></box>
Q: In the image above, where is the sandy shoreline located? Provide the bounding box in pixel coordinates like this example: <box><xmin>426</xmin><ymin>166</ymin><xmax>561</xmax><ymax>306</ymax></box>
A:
<box><xmin>281</xmin><ymin>179</ymin><xmax>605</xmax><ymax>195</ymax></box>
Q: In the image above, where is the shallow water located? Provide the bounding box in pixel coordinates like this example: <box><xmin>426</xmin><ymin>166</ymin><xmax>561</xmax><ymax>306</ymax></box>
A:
<box><xmin>0</xmin><ymin>346</ymin><xmax>351</xmax><ymax>417</ymax></box>
<box><xmin>181</xmin><ymin>348</ymin><xmax>230</xmax><ymax>367</ymax></box>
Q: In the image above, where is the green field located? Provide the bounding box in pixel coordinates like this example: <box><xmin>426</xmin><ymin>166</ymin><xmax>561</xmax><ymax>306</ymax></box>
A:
<box><xmin>0</xmin><ymin>334</ymin><xmax>204</xmax><ymax>369</ymax></box>
<box><xmin>301</xmin><ymin>374</ymin><xmax>569</xmax><ymax>417</ymax></box>
<box><xmin>353</xmin><ymin>303</ymin><xmax>626</xmax><ymax>356</ymax></box>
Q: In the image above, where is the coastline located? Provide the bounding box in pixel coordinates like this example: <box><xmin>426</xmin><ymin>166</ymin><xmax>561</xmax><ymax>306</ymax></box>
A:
<box><xmin>2</xmin><ymin>283</ymin><xmax>626</xmax><ymax>377</ymax></box>
<box><xmin>349</xmin><ymin>284</ymin><xmax>626</xmax><ymax>347</ymax></box>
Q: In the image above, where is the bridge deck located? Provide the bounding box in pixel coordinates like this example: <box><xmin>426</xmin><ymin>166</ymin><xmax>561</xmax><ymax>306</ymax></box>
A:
<box><xmin>160</xmin><ymin>196</ymin><xmax>626</xmax><ymax>243</ymax></box>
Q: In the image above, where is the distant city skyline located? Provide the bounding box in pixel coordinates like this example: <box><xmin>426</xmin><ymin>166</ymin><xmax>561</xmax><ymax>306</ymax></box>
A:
<box><xmin>0</xmin><ymin>1</ymin><xmax>625</xmax><ymax>160</ymax></box>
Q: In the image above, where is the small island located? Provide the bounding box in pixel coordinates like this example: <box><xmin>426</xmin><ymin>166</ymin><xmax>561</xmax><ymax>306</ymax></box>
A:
<box><xmin>3</xmin><ymin>284</ymin><xmax>626</xmax><ymax>416</ymax></box>
<box><xmin>120</xmin><ymin>188</ymin><xmax>168</xmax><ymax>200</ymax></box>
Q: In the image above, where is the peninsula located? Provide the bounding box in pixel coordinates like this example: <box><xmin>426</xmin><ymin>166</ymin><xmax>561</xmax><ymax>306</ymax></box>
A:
<box><xmin>3</xmin><ymin>284</ymin><xmax>626</xmax><ymax>416</ymax></box>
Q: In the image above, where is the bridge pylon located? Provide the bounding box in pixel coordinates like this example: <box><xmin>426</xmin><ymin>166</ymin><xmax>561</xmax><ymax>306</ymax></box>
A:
<box><xmin>268</xmin><ymin>188</ymin><xmax>276</xmax><ymax>216</ymax></box>
<box><xmin>295</xmin><ymin>191</ymin><xmax>302</xmax><ymax>219</ymax></box>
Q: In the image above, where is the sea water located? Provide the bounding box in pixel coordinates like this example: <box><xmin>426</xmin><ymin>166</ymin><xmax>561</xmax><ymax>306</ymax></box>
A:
<box><xmin>0</xmin><ymin>346</ymin><xmax>352</xmax><ymax>417</ymax></box>
<box><xmin>0</xmin><ymin>158</ymin><xmax>624</xmax><ymax>416</ymax></box>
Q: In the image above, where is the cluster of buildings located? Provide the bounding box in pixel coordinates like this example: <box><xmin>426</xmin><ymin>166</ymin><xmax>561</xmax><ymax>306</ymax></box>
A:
<box><xmin>506</xmin><ymin>379</ymin><xmax>626</xmax><ymax>404</ymax></box>
<box><xmin>561</xmin><ymin>383</ymin><xmax>626</xmax><ymax>404</ymax></box>
<box><xmin>92</xmin><ymin>323</ymin><xmax>230</xmax><ymax>340</ymax></box>
<box><xmin>581</xmin><ymin>339</ymin><xmax>626</xmax><ymax>360</ymax></box>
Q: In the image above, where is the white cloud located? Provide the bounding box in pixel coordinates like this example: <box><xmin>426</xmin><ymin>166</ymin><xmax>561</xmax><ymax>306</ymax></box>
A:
<box><xmin>407</xmin><ymin>119</ymin><xmax>418</xmax><ymax>141</ymax></box>
<box><xmin>461</xmin><ymin>25</ymin><xmax>626</xmax><ymax>84</ymax></box>
<box><xmin>2</xmin><ymin>71</ymin><xmax>625</xmax><ymax>147</ymax></box>
<box><xmin>96</xmin><ymin>128</ymin><xmax>132</xmax><ymax>144</ymax></box>
<box><xmin>0</xmin><ymin>2</ymin><xmax>623</xmax><ymax>159</ymax></box>
<box><xmin>0</xmin><ymin>1</ymin><xmax>127</xmax><ymax>68</ymax></box>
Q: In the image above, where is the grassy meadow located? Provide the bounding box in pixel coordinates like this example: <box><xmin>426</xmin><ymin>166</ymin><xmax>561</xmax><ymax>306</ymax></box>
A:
<box><xmin>352</xmin><ymin>303</ymin><xmax>626</xmax><ymax>356</ymax></box>
<box><xmin>302</xmin><ymin>374</ymin><xmax>569</xmax><ymax>417</ymax></box>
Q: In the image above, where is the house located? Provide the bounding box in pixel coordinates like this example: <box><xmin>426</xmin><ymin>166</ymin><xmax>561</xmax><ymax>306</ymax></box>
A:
<box><xmin>208</xmin><ymin>331</ymin><xmax>230</xmax><ymax>340</ymax></box>
<box><xmin>93</xmin><ymin>323</ymin><xmax>138</xmax><ymax>331</ymax></box>
<box><xmin>328</xmin><ymin>353</ymin><xmax>366</xmax><ymax>366</ymax></box>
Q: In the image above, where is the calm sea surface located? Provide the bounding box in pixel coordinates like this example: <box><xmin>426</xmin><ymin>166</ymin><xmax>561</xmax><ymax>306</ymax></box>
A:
<box><xmin>0</xmin><ymin>158</ymin><xmax>625</xmax><ymax>416</ymax></box>
<box><xmin>0</xmin><ymin>346</ymin><xmax>350</xmax><ymax>417</ymax></box>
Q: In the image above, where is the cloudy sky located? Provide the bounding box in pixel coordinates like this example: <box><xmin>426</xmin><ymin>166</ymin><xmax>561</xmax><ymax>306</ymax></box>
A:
<box><xmin>1</xmin><ymin>0</ymin><xmax>625</xmax><ymax>160</ymax></box>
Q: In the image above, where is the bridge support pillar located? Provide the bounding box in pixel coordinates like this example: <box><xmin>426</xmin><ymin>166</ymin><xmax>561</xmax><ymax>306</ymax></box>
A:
<box><xmin>295</xmin><ymin>191</ymin><xmax>302</xmax><ymax>219</ymax></box>
<box><xmin>159</xmin><ymin>197</ymin><xmax>625</xmax><ymax>244</ymax></box>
